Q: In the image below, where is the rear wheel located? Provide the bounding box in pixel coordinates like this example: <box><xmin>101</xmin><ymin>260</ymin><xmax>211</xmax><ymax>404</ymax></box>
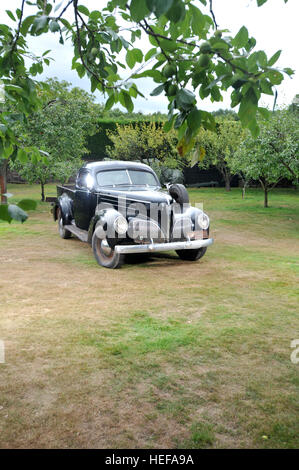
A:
<box><xmin>176</xmin><ymin>247</ymin><xmax>207</xmax><ymax>261</ymax></box>
<box><xmin>57</xmin><ymin>208</ymin><xmax>71</xmax><ymax>239</ymax></box>
<box><xmin>92</xmin><ymin>228</ymin><xmax>124</xmax><ymax>269</ymax></box>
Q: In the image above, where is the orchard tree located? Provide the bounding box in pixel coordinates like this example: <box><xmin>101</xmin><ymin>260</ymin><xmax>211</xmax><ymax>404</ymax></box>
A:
<box><xmin>289</xmin><ymin>94</ymin><xmax>299</xmax><ymax>115</ymax></box>
<box><xmin>193</xmin><ymin>119</ymin><xmax>246</xmax><ymax>191</ymax></box>
<box><xmin>230</xmin><ymin>110</ymin><xmax>299</xmax><ymax>207</ymax></box>
<box><xmin>10</xmin><ymin>79</ymin><xmax>98</xmax><ymax>201</ymax></box>
<box><xmin>0</xmin><ymin>156</ymin><xmax>8</xmax><ymax>203</ymax></box>
<box><xmin>0</xmin><ymin>0</ymin><xmax>294</xmax><ymax>220</ymax></box>
<box><xmin>106</xmin><ymin>121</ymin><xmax>182</xmax><ymax>167</ymax></box>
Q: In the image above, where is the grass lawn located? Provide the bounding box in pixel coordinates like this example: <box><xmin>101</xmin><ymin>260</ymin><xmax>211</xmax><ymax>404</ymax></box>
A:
<box><xmin>0</xmin><ymin>184</ymin><xmax>298</xmax><ymax>448</ymax></box>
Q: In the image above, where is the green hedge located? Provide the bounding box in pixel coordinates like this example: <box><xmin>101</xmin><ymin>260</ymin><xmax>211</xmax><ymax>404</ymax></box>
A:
<box><xmin>84</xmin><ymin>118</ymin><xmax>164</xmax><ymax>161</ymax></box>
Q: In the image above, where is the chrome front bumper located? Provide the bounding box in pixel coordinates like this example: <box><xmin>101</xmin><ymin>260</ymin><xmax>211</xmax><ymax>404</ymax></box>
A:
<box><xmin>115</xmin><ymin>238</ymin><xmax>214</xmax><ymax>254</ymax></box>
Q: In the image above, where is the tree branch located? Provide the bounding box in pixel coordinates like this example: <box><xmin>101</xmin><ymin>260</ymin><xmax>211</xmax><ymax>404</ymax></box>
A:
<box><xmin>209</xmin><ymin>0</ymin><xmax>218</xmax><ymax>30</ymax></box>
<box><xmin>139</xmin><ymin>20</ymin><xmax>255</xmax><ymax>77</ymax></box>
<box><xmin>56</xmin><ymin>0</ymin><xmax>74</xmax><ymax>20</ymax></box>
<box><xmin>11</xmin><ymin>0</ymin><xmax>25</xmax><ymax>55</ymax></box>
<box><xmin>73</xmin><ymin>0</ymin><xmax>115</xmax><ymax>91</ymax></box>
<box><xmin>141</xmin><ymin>19</ymin><xmax>172</xmax><ymax>64</ymax></box>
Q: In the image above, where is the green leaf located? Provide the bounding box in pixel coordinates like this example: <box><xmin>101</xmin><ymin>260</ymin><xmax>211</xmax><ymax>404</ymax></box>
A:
<box><xmin>17</xmin><ymin>148</ymin><xmax>28</xmax><ymax>163</ymax></box>
<box><xmin>3</xmin><ymin>144</ymin><xmax>14</xmax><ymax>158</ymax></box>
<box><xmin>177</xmin><ymin>89</ymin><xmax>196</xmax><ymax>106</ymax></box>
<box><xmin>260</xmin><ymin>79</ymin><xmax>273</xmax><ymax>95</ymax></box>
<box><xmin>189</xmin><ymin>5</ymin><xmax>205</xmax><ymax>36</ymax></box>
<box><xmin>233</xmin><ymin>26</ymin><xmax>249</xmax><ymax>48</ymax></box>
<box><xmin>248</xmin><ymin>119</ymin><xmax>260</xmax><ymax>138</ymax></box>
<box><xmin>49</xmin><ymin>20</ymin><xmax>60</xmax><ymax>32</ymax></box>
<box><xmin>76</xmin><ymin>63</ymin><xmax>85</xmax><ymax>78</ymax></box>
<box><xmin>150</xmin><ymin>84</ymin><xmax>164</xmax><ymax>96</ymax></box>
<box><xmin>17</xmin><ymin>199</ymin><xmax>37</xmax><ymax>211</ymax></box>
<box><xmin>6</xmin><ymin>10</ymin><xmax>16</xmax><ymax>22</ymax></box>
<box><xmin>0</xmin><ymin>204</ymin><xmax>12</xmax><ymax>223</ymax></box>
<box><xmin>54</xmin><ymin>1</ymin><xmax>63</xmax><ymax>12</ymax></box>
<box><xmin>126</xmin><ymin>50</ymin><xmax>135</xmax><ymax>69</ymax></box>
<box><xmin>105</xmin><ymin>94</ymin><xmax>115</xmax><ymax>111</ymax></box>
<box><xmin>120</xmin><ymin>36</ymin><xmax>130</xmax><ymax>50</ymax></box>
<box><xmin>146</xmin><ymin>0</ymin><xmax>173</xmax><ymax>16</ymax></box>
<box><xmin>258</xmin><ymin>107</ymin><xmax>271</xmax><ymax>119</ymax></box>
<box><xmin>165</xmin><ymin>0</ymin><xmax>185</xmax><ymax>23</ymax></box>
<box><xmin>187</xmin><ymin>109</ymin><xmax>202</xmax><ymax>132</ymax></box>
<box><xmin>77</xmin><ymin>5</ymin><xmax>90</xmax><ymax>16</ymax></box>
<box><xmin>256</xmin><ymin>50</ymin><xmax>267</xmax><ymax>68</ymax></box>
<box><xmin>20</xmin><ymin>15</ymin><xmax>36</xmax><ymax>35</ymax></box>
<box><xmin>267</xmin><ymin>69</ymin><xmax>284</xmax><ymax>85</ymax></box>
<box><xmin>159</xmin><ymin>40</ymin><xmax>177</xmax><ymax>53</ymax></box>
<box><xmin>33</xmin><ymin>15</ymin><xmax>48</xmax><ymax>33</ymax></box>
<box><xmin>283</xmin><ymin>67</ymin><xmax>294</xmax><ymax>76</ymax></box>
<box><xmin>155</xmin><ymin>0</ymin><xmax>174</xmax><ymax>17</ymax></box>
<box><xmin>163</xmin><ymin>116</ymin><xmax>175</xmax><ymax>132</ymax></box>
<box><xmin>213</xmin><ymin>41</ymin><xmax>230</xmax><ymax>51</ymax></box>
<box><xmin>268</xmin><ymin>50</ymin><xmax>281</xmax><ymax>67</ymax></box>
<box><xmin>130</xmin><ymin>0</ymin><xmax>150</xmax><ymax>22</ymax></box>
<box><xmin>133</xmin><ymin>69</ymin><xmax>163</xmax><ymax>81</ymax></box>
<box><xmin>133</xmin><ymin>48</ymin><xmax>143</xmax><ymax>63</ymax></box>
<box><xmin>89</xmin><ymin>10</ymin><xmax>101</xmax><ymax>20</ymax></box>
<box><xmin>257</xmin><ymin>0</ymin><xmax>267</xmax><ymax>6</ymax></box>
<box><xmin>59</xmin><ymin>18</ymin><xmax>72</xmax><ymax>30</ymax></box>
<box><xmin>238</xmin><ymin>90</ymin><xmax>258</xmax><ymax>127</ymax></box>
<box><xmin>126</xmin><ymin>48</ymin><xmax>143</xmax><ymax>69</ymax></box>
<box><xmin>120</xmin><ymin>90</ymin><xmax>134</xmax><ymax>112</ymax></box>
<box><xmin>145</xmin><ymin>48</ymin><xmax>157</xmax><ymax>61</ymax></box>
<box><xmin>8</xmin><ymin>205</ymin><xmax>28</xmax><ymax>223</ymax></box>
<box><xmin>129</xmin><ymin>84</ymin><xmax>138</xmax><ymax>98</ymax></box>
<box><xmin>174</xmin><ymin>113</ymin><xmax>186</xmax><ymax>129</ymax></box>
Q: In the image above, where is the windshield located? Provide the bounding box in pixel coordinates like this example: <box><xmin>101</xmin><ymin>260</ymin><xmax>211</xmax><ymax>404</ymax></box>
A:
<box><xmin>96</xmin><ymin>169</ymin><xmax>159</xmax><ymax>187</ymax></box>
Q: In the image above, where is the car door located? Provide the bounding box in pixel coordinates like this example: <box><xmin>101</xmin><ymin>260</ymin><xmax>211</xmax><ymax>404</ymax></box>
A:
<box><xmin>74</xmin><ymin>169</ymin><xmax>96</xmax><ymax>230</ymax></box>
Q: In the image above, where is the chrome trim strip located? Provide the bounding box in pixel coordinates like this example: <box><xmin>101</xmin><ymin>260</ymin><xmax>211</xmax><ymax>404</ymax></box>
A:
<box><xmin>115</xmin><ymin>238</ymin><xmax>214</xmax><ymax>254</ymax></box>
<box><xmin>98</xmin><ymin>190</ymin><xmax>171</xmax><ymax>205</ymax></box>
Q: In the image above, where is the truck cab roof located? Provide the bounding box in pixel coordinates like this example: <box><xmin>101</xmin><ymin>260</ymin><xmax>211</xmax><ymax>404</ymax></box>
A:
<box><xmin>82</xmin><ymin>160</ymin><xmax>154</xmax><ymax>173</ymax></box>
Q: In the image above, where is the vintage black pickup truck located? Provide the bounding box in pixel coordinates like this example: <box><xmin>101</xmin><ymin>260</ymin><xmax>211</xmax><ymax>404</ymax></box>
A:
<box><xmin>52</xmin><ymin>161</ymin><xmax>213</xmax><ymax>268</ymax></box>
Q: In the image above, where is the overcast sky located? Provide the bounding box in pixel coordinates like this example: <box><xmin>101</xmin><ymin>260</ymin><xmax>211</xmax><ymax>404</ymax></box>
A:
<box><xmin>1</xmin><ymin>0</ymin><xmax>298</xmax><ymax>113</ymax></box>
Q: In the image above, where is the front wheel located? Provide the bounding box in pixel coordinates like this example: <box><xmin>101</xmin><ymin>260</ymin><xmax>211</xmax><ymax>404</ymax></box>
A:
<box><xmin>92</xmin><ymin>229</ymin><xmax>124</xmax><ymax>269</ymax></box>
<box><xmin>176</xmin><ymin>247</ymin><xmax>207</xmax><ymax>261</ymax></box>
<box><xmin>57</xmin><ymin>209</ymin><xmax>71</xmax><ymax>239</ymax></box>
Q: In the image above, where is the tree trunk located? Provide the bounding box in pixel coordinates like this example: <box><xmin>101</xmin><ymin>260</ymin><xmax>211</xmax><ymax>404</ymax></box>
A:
<box><xmin>259</xmin><ymin>178</ymin><xmax>269</xmax><ymax>208</ymax></box>
<box><xmin>0</xmin><ymin>159</ymin><xmax>8</xmax><ymax>204</ymax></box>
<box><xmin>220</xmin><ymin>165</ymin><xmax>231</xmax><ymax>191</ymax></box>
<box><xmin>264</xmin><ymin>187</ymin><xmax>268</xmax><ymax>208</ymax></box>
<box><xmin>41</xmin><ymin>182</ymin><xmax>45</xmax><ymax>202</ymax></box>
<box><xmin>225</xmin><ymin>177</ymin><xmax>231</xmax><ymax>191</ymax></box>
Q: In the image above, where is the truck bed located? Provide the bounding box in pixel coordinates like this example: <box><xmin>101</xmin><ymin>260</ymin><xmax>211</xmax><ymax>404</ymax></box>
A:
<box><xmin>57</xmin><ymin>184</ymin><xmax>76</xmax><ymax>199</ymax></box>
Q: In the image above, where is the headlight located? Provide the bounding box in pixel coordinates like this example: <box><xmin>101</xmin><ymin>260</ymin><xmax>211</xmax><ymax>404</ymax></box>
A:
<box><xmin>113</xmin><ymin>216</ymin><xmax>128</xmax><ymax>235</ymax></box>
<box><xmin>197</xmin><ymin>213</ymin><xmax>209</xmax><ymax>230</ymax></box>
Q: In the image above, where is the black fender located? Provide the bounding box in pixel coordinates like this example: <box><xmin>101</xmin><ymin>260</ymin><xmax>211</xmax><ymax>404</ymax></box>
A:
<box><xmin>54</xmin><ymin>193</ymin><xmax>73</xmax><ymax>224</ymax></box>
<box><xmin>88</xmin><ymin>208</ymin><xmax>125</xmax><ymax>247</ymax></box>
<box><xmin>173</xmin><ymin>205</ymin><xmax>209</xmax><ymax>235</ymax></box>
<box><xmin>88</xmin><ymin>214</ymin><xmax>101</xmax><ymax>244</ymax></box>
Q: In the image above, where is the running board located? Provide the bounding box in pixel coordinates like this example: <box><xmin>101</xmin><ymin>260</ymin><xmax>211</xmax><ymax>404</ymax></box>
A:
<box><xmin>64</xmin><ymin>225</ymin><xmax>88</xmax><ymax>242</ymax></box>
